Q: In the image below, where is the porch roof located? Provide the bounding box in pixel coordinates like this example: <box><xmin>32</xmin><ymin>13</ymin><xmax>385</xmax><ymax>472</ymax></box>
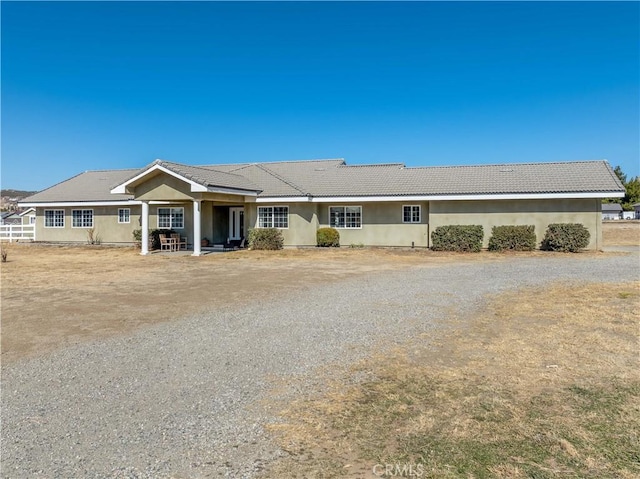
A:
<box><xmin>110</xmin><ymin>160</ymin><xmax>262</xmax><ymax>195</ymax></box>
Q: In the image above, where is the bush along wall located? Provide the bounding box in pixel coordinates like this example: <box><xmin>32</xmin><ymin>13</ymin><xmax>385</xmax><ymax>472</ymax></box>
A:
<box><xmin>540</xmin><ymin>223</ymin><xmax>590</xmax><ymax>252</ymax></box>
<box><xmin>488</xmin><ymin>225</ymin><xmax>536</xmax><ymax>251</ymax></box>
<box><xmin>247</xmin><ymin>228</ymin><xmax>284</xmax><ymax>250</ymax></box>
<box><xmin>431</xmin><ymin>225</ymin><xmax>484</xmax><ymax>252</ymax></box>
<box><xmin>316</xmin><ymin>227</ymin><xmax>340</xmax><ymax>247</ymax></box>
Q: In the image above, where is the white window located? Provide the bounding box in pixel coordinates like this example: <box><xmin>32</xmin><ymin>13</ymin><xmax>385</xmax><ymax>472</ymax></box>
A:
<box><xmin>72</xmin><ymin>209</ymin><xmax>93</xmax><ymax>228</ymax></box>
<box><xmin>330</xmin><ymin>206</ymin><xmax>362</xmax><ymax>228</ymax></box>
<box><xmin>403</xmin><ymin>205</ymin><xmax>421</xmax><ymax>223</ymax></box>
<box><xmin>118</xmin><ymin>208</ymin><xmax>131</xmax><ymax>224</ymax></box>
<box><xmin>44</xmin><ymin>209</ymin><xmax>65</xmax><ymax>228</ymax></box>
<box><xmin>258</xmin><ymin>206</ymin><xmax>289</xmax><ymax>228</ymax></box>
<box><xmin>158</xmin><ymin>207</ymin><xmax>184</xmax><ymax>229</ymax></box>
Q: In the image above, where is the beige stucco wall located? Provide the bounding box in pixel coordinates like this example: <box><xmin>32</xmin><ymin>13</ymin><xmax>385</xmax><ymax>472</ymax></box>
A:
<box><xmin>318</xmin><ymin>202</ymin><xmax>430</xmax><ymax>247</ymax></box>
<box><xmin>245</xmin><ymin>201</ymin><xmax>429</xmax><ymax>247</ymax></box>
<box><xmin>35</xmin><ymin>206</ymin><xmax>142</xmax><ymax>244</ymax></box>
<box><xmin>429</xmin><ymin>198</ymin><xmax>602</xmax><ymax>250</ymax></box>
<box><xmin>133</xmin><ymin>173</ymin><xmax>195</xmax><ymax>201</ymax></box>
<box><xmin>246</xmin><ymin>203</ymin><xmax>320</xmax><ymax>246</ymax></box>
<box><xmin>33</xmin><ymin>197</ymin><xmax>603</xmax><ymax>250</ymax></box>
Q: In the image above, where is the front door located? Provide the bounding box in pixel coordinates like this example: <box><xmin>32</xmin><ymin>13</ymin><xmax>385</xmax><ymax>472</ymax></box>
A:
<box><xmin>229</xmin><ymin>207</ymin><xmax>244</xmax><ymax>241</ymax></box>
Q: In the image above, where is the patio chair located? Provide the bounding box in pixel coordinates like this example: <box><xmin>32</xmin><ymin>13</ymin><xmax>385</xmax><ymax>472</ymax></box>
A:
<box><xmin>159</xmin><ymin>234</ymin><xmax>175</xmax><ymax>251</ymax></box>
<box><xmin>171</xmin><ymin>233</ymin><xmax>187</xmax><ymax>251</ymax></box>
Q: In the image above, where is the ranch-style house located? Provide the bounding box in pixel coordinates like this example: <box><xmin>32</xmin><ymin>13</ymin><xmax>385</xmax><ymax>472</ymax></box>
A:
<box><xmin>20</xmin><ymin>158</ymin><xmax>624</xmax><ymax>254</ymax></box>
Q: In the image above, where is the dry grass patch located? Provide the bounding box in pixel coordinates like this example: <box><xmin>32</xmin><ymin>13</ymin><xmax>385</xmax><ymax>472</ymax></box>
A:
<box><xmin>264</xmin><ymin>281</ymin><xmax>640</xmax><ymax>478</ymax></box>
<box><xmin>602</xmin><ymin>221</ymin><xmax>640</xmax><ymax>246</ymax></box>
<box><xmin>0</xmin><ymin>243</ymin><xmax>511</xmax><ymax>363</ymax></box>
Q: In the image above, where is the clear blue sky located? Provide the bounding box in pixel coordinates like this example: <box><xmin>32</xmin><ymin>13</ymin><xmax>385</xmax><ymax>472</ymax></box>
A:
<box><xmin>2</xmin><ymin>1</ymin><xmax>639</xmax><ymax>191</ymax></box>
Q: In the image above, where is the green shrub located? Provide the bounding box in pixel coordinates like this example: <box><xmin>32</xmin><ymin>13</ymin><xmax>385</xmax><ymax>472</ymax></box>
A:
<box><xmin>248</xmin><ymin>228</ymin><xmax>284</xmax><ymax>250</ymax></box>
<box><xmin>488</xmin><ymin>225</ymin><xmax>536</xmax><ymax>251</ymax></box>
<box><xmin>316</xmin><ymin>227</ymin><xmax>340</xmax><ymax>247</ymax></box>
<box><xmin>541</xmin><ymin>223</ymin><xmax>590</xmax><ymax>252</ymax></box>
<box><xmin>431</xmin><ymin>225</ymin><xmax>483</xmax><ymax>252</ymax></box>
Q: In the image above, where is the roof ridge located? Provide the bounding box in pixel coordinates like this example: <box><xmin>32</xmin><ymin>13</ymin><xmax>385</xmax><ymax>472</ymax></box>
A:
<box><xmin>255</xmin><ymin>164</ymin><xmax>308</xmax><ymax>196</ymax></box>
<box><xmin>601</xmin><ymin>160</ymin><xmax>625</xmax><ymax>190</ymax></box>
<box><xmin>251</xmin><ymin>158</ymin><xmax>345</xmax><ymax>166</ymax></box>
<box><xmin>157</xmin><ymin>160</ymin><xmax>247</xmax><ymax>187</ymax></box>
<box><xmin>402</xmin><ymin>159</ymin><xmax>609</xmax><ymax>170</ymax></box>
<box><xmin>339</xmin><ymin>163</ymin><xmax>405</xmax><ymax>168</ymax></box>
<box><xmin>164</xmin><ymin>160</ymin><xmax>250</xmax><ymax>180</ymax></box>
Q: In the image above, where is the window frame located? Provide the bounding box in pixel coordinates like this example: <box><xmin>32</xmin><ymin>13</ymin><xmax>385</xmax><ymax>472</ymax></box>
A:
<box><xmin>71</xmin><ymin>209</ymin><xmax>94</xmax><ymax>228</ymax></box>
<box><xmin>402</xmin><ymin>205</ymin><xmax>421</xmax><ymax>224</ymax></box>
<box><xmin>257</xmin><ymin>206</ymin><xmax>289</xmax><ymax>229</ymax></box>
<box><xmin>118</xmin><ymin>208</ymin><xmax>131</xmax><ymax>224</ymax></box>
<box><xmin>44</xmin><ymin>209</ymin><xmax>65</xmax><ymax>228</ymax></box>
<box><xmin>329</xmin><ymin>206</ymin><xmax>362</xmax><ymax>229</ymax></box>
<box><xmin>157</xmin><ymin>207</ymin><xmax>184</xmax><ymax>229</ymax></box>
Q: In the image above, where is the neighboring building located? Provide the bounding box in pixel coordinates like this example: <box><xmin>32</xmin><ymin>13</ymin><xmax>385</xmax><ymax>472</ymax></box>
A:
<box><xmin>622</xmin><ymin>211</ymin><xmax>635</xmax><ymax>220</ymax></box>
<box><xmin>602</xmin><ymin>203</ymin><xmax>623</xmax><ymax>220</ymax></box>
<box><xmin>633</xmin><ymin>203</ymin><xmax>640</xmax><ymax>220</ymax></box>
<box><xmin>0</xmin><ymin>211</ymin><xmax>21</xmax><ymax>225</ymax></box>
<box><xmin>20</xmin><ymin>158</ymin><xmax>625</xmax><ymax>253</ymax></box>
<box><xmin>19</xmin><ymin>208</ymin><xmax>36</xmax><ymax>225</ymax></box>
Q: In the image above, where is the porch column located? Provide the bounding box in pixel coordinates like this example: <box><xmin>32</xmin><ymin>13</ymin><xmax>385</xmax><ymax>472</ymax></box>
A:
<box><xmin>140</xmin><ymin>201</ymin><xmax>150</xmax><ymax>255</ymax></box>
<box><xmin>192</xmin><ymin>200</ymin><xmax>202</xmax><ymax>256</ymax></box>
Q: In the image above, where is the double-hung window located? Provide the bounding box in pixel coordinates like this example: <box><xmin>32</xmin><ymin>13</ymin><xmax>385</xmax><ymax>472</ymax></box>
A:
<box><xmin>330</xmin><ymin>206</ymin><xmax>362</xmax><ymax>228</ymax></box>
<box><xmin>72</xmin><ymin>209</ymin><xmax>93</xmax><ymax>228</ymax></box>
<box><xmin>258</xmin><ymin>206</ymin><xmax>288</xmax><ymax>228</ymax></box>
<box><xmin>403</xmin><ymin>205</ymin><xmax>421</xmax><ymax>223</ymax></box>
<box><xmin>118</xmin><ymin>208</ymin><xmax>131</xmax><ymax>224</ymax></box>
<box><xmin>158</xmin><ymin>207</ymin><xmax>184</xmax><ymax>229</ymax></box>
<box><xmin>44</xmin><ymin>209</ymin><xmax>65</xmax><ymax>228</ymax></box>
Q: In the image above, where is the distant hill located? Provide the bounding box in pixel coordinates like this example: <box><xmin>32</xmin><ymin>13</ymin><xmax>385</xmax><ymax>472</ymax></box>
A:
<box><xmin>1</xmin><ymin>189</ymin><xmax>39</xmax><ymax>198</ymax></box>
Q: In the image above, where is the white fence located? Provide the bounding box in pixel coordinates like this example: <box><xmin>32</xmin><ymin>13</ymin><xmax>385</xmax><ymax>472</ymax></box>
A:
<box><xmin>0</xmin><ymin>224</ymin><xmax>35</xmax><ymax>242</ymax></box>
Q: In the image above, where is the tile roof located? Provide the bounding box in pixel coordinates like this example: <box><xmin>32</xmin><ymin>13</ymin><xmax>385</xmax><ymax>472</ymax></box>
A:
<box><xmin>601</xmin><ymin>203</ymin><xmax>623</xmax><ymax>212</ymax></box>
<box><xmin>204</xmin><ymin>159</ymin><xmax>624</xmax><ymax>197</ymax></box>
<box><xmin>133</xmin><ymin>160</ymin><xmax>261</xmax><ymax>193</ymax></box>
<box><xmin>22</xmin><ymin>158</ymin><xmax>624</xmax><ymax>204</ymax></box>
<box><xmin>23</xmin><ymin>169</ymin><xmax>139</xmax><ymax>202</ymax></box>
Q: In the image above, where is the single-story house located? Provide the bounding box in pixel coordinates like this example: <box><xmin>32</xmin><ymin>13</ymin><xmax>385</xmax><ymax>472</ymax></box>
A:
<box><xmin>602</xmin><ymin>203</ymin><xmax>623</xmax><ymax>220</ymax></box>
<box><xmin>20</xmin><ymin>158</ymin><xmax>624</xmax><ymax>254</ymax></box>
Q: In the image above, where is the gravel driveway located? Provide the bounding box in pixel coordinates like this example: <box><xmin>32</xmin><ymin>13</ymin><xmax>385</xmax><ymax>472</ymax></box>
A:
<box><xmin>2</xmin><ymin>254</ymin><xmax>638</xmax><ymax>478</ymax></box>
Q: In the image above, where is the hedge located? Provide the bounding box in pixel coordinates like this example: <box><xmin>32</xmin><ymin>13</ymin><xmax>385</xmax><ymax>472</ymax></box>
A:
<box><xmin>540</xmin><ymin>223</ymin><xmax>590</xmax><ymax>252</ymax></box>
<box><xmin>316</xmin><ymin>227</ymin><xmax>340</xmax><ymax>247</ymax></box>
<box><xmin>431</xmin><ymin>225</ymin><xmax>483</xmax><ymax>252</ymax></box>
<box><xmin>488</xmin><ymin>225</ymin><xmax>536</xmax><ymax>251</ymax></box>
<box><xmin>248</xmin><ymin>228</ymin><xmax>284</xmax><ymax>250</ymax></box>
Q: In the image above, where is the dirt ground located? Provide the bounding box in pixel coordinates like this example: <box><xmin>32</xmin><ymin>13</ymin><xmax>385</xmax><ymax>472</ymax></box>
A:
<box><xmin>1</xmin><ymin>221</ymin><xmax>638</xmax><ymax>364</ymax></box>
<box><xmin>602</xmin><ymin>220</ymin><xmax>640</xmax><ymax>245</ymax></box>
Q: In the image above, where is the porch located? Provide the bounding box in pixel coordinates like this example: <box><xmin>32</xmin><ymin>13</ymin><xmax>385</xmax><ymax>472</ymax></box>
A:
<box><xmin>139</xmin><ymin>201</ymin><xmax>250</xmax><ymax>256</ymax></box>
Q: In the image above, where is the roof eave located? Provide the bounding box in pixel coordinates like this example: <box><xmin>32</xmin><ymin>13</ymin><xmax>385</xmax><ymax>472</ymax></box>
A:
<box><xmin>256</xmin><ymin>191</ymin><xmax>625</xmax><ymax>203</ymax></box>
